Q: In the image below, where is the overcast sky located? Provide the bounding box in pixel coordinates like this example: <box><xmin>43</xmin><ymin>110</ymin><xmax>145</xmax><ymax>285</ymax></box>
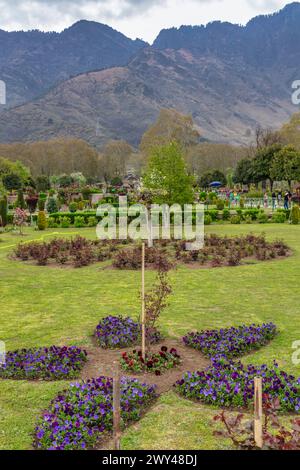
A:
<box><xmin>0</xmin><ymin>0</ymin><xmax>292</xmax><ymax>42</ymax></box>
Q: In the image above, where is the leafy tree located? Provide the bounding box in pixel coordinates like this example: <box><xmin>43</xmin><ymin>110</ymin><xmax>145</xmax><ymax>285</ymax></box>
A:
<box><xmin>252</xmin><ymin>144</ymin><xmax>282</xmax><ymax>189</ymax></box>
<box><xmin>280</xmin><ymin>113</ymin><xmax>300</xmax><ymax>149</ymax></box>
<box><xmin>35</xmin><ymin>175</ymin><xmax>51</xmax><ymax>192</ymax></box>
<box><xmin>271</xmin><ymin>146</ymin><xmax>300</xmax><ymax>188</ymax></box>
<box><xmin>199</xmin><ymin>170</ymin><xmax>226</xmax><ymax>188</ymax></box>
<box><xmin>3</xmin><ymin>173</ymin><xmax>22</xmax><ymax>191</ymax></box>
<box><xmin>16</xmin><ymin>189</ymin><xmax>26</xmax><ymax>209</ymax></box>
<box><xmin>56</xmin><ymin>174</ymin><xmax>74</xmax><ymax>188</ymax></box>
<box><xmin>233</xmin><ymin>158</ymin><xmax>254</xmax><ymax>185</ymax></box>
<box><xmin>70</xmin><ymin>172</ymin><xmax>87</xmax><ymax>187</ymax></box>
<box><xmin>143</xmin><ymin>142</ymin><xmax>195</xmax><ymax>205</ymax></box>
<box><xmin>0</xmin><ymin>157</ymin><xmax>30</xmax><ymax>182</ymax></box>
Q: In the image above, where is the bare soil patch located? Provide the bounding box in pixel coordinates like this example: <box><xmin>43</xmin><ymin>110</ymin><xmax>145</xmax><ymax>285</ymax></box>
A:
<box><xmin>81</xmin><ymin>338</ymin><xmax>209</xmax><ymax>395</ymax></box>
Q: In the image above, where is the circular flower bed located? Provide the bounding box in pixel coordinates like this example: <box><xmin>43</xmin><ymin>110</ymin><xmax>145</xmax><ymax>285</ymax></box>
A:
<box><xmin>14</xmin><ymin>234</ymin><xmax>290</xmax><ymax>270</ymax></box>
<box><xmin>183</xmin><ymin>323</ymin><xmax>277</xmax><ymax>360</ymax></box>
<box><xmin>121</xmin><ymin>347</ymin><xmax>181</xmax><ymax>376</ymax></box>
<box><xmin>34</xmin><ymin>376</ymin><xmax>157</xmax><ymax>450</ymax></box>
<box><xmin>0</xmin><ymin>346</ymin><xmax>87</xmax><ymax>380</ymax></box>
<box><xmin>95</xmin><ymin>316</ymin><xmax>161</xmax><ymax>349</ymax></box>
<box><xmin>175</xmin><ymin>360</ymin><xmax>300</xmax><ymax>413</ymax></box>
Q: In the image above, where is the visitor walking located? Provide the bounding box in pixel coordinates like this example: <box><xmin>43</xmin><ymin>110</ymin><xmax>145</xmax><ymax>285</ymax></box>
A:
<box><xmin>272</xmin><ymin>192</ymin><xmax>276</xmax><ymax>211</ymax></box>
<box><xmin>284</xmin><ymin>192</ymin><xmax>289</xmax><ymax>210</ymax></box>
<box><xmin>277</xmin><ymin>191</ymin><xmax>282</xmax><ymax>207</ymax></box>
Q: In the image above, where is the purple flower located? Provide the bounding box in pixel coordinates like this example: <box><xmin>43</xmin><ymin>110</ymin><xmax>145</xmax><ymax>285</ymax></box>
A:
<box><xmin>33</xmin><ymin>376</ymin><xmax>157</xmax><ymax>450</ymax></box>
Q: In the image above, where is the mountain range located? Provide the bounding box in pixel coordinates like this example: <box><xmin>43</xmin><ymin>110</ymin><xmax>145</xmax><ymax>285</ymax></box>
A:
<box><xmin>0</xmin><ymin>2</ymin><xmax>300</xmax><ymax>146</ymax></box>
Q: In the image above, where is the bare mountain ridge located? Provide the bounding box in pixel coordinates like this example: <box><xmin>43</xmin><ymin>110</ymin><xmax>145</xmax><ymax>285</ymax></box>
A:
<box><xmin>0</xmin><ymin>20</ymin><xmax>147</xmax><ymax>109</ymax></box>
<box><xmin>0</xmin><ymin>2</ymin><xmax>299</xmax><ymax>145</ymax></box>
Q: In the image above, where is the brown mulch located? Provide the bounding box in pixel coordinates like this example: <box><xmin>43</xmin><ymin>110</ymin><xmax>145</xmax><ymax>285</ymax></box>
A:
<box><xmin>80</xmin><ymin>338</ymin><xmax>209</xmax><ymax>450</ymax></box>
<box><xmin>81</xmin><ymin>338</ymin><xmax>209</xmax><ymax>394</ymax></box>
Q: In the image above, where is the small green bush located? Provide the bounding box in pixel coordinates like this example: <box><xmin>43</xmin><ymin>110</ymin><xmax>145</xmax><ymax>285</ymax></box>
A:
<box><xmin>290</xmin><ymin>205</ymin><xmax>300</xmax><ymax>225</ymax></box>
<box><xmin>257</xmin><ymin>212</ymin><xmax>269</xmax><ymax>224</ymax></box>
<box><xmin>271</xmin><ymin>212</ymin><xmax>286</xmax><ymax>224</ymax></box>
<box><xmin>216</xmin><ymin>199</ymin><xmax>225</xmax><ymax>211</ymax></box>
<box><xmin>88</xmin><ymin>216</ymin><xmax>97</xmax><ymax>227</ymax></box>
<box><xmin>37</xmin><ymin>211</ymin><xmax>47</xmax><ymax>231</ymax></box>
<box><xmin>204</xmin><ymin>215</ymin><xmax>212</xmax><ymax>225</ymax></box>
<box><xmin>48</xmin><ymin>218</ymin><xmax>59</xmax><ymax>228</ymax></box>
<box><xmin>206</xmin><ymin>210</ymin><xmax>218</xmax><ymax>221</ymax></box>
<box><xmin>60</xmin><ymin>217</ymin><xmax>71</xmax><ymax>228</ymax></box>
<box><xmin>74</xmin><ymin>216</ymin><xmax>86</xmax><ymax>228</ymax></box>
<box><xmin>38</xmin><ymin>198</ymin><xmax>46</xmax><ymax>211</ymax></box>
<box><xmin>222</xmin><ymin>209</ymin><xmax>230</xmax><ymax>221</ymax></box>
<box><xmin>69</xmin><ymin>202</ymin><xmax>78</xmax><ymax>213</ymax></box>
<box><xmin>230</xmin><ymin>215</ymin><xmax>241</xmax><ymax>225</ymax></box>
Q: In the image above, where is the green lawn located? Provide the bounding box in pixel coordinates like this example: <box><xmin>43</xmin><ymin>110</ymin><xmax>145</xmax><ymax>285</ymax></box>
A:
<box><xmin>0</xmin><ymin>224</ymin><xmax>299</xmax><ymax>450</ymax></box>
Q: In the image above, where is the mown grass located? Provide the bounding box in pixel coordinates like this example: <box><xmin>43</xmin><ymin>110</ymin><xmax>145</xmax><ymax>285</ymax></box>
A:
<box><xmin>0</xmin><ymin>224</ymin><xmax>299</xmax><ymax>450</ymax></box>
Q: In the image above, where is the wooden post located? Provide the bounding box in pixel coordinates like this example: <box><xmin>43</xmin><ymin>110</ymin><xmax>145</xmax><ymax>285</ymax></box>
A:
<box><xmin>141</xmin><ymin>242</ymin><xmax>146</xmax><ymax>360</ymax></box>
<box><xmin>254</xmin><ymin>377</ymin><xmax>263</xmax><ymax>448</ymax></box>
<box><xmin>113</xmin><ymin>361</ymin><xmax>121</xmax><ymax>451</ymax></box>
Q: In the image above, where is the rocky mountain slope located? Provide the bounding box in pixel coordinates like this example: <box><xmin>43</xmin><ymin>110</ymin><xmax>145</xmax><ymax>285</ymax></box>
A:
<box><xmin>0</xmin><ymin>20</ymin><xmax>146</xmax><ymax>109</ymax></box>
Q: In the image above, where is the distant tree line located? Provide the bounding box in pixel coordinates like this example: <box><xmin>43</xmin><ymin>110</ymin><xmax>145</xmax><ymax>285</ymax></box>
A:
<box><xmin>1</xmin><ymin>109</ymin><xmax>300</xmax><ymax>189</ymax></box>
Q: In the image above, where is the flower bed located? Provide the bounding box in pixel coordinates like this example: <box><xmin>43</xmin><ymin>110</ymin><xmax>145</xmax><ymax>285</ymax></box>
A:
<box><xmin>0</xmin><ymin>346</ymin><xmax>87</xmax><ymax>380</ymax></box>
<box><xmin>174</xmin><ymin>234</ymin><xmax>289</xmax><ymax>267</ymax></box>
<box><xmin>34</xmin><ymin>376</ymin><xmax>157</xmax><ymax>450</ymax></box>
<box><xmin>175</xmin><ymin>360</ymin><xmax>300</xmax><ymax>413</ymax></box>
<box><xmin>14</xmin><ymin>236</ymin><xmax>118</xmax><ymax>268</ymax></box>
<box><xmin>183</xmin><ymin>323</ymin><xmax>277</xmax><ymax>360</ymax></box>
<box><xmin>14</xmin><ymin>234</ymin><xmax>289</xmax><ymax>270</ymax></box>
<box><xmin>121</xmin><ymin>347</ymin><xmax>181</xmax><ymax>376</ymax></box>
<box><xmin>95</xmin><ymin>316</ymin><xmax>161</xmax><ymax>349</ymax></box>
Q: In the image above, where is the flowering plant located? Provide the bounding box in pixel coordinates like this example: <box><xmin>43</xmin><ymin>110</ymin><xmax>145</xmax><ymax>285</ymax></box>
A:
<box><xmin>0</xmin><ymin>346</ymin><xmax>87</xmax><ymax>380</ymax></box>
<box><xmin>183</xmin><ymin>323</ymin><xmax>277</xmax><ymax>360</ymax></box>
<box><xmin>95</xmin><ymin>316</ymin><xmax>161</xmax><ymax>349</ymax></box>
<box><xmin>121</xmin><ymin>346</ymin><xmax>181</xmax><ymax>376</ymax></box>
<box><xmin>13</xmin><ymin>207</ymin><xmax>27</xmax><ymax>234</ymax></box>
<box><xmin>34</xmin><ymin>376</ymin><xmax>157</xmax><ymax>450</ymax></box>
<box><xmin>175</xmin><ymin>359</ymin><xmax>300</xmax><ymax>413</ymax></box>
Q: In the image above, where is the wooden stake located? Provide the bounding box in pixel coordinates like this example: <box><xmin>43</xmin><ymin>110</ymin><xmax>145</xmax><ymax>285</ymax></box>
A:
<box><xmin>141</xmin><ymin>242</ymin><xmax>146</xmax><ymax>360</ymax></box>
<box><xmin>254</xmin><ymin>377</ymin><xmax>263</xmax><ymax>448</ymax></box>
<box><xmin>113</xmin><ymin>361</ymin><xmax>121</xmax><ymax>451</ymax></box>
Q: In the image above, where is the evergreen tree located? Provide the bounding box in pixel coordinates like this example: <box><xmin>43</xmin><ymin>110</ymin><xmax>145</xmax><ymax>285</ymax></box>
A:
<box><xmin>46</xmin><ymin>196</ymin><xmax>58</xmax><ymax>214</ymax></box>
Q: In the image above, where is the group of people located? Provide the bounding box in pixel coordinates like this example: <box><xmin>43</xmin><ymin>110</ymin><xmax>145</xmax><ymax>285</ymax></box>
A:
<box><xmin>267</xmin><ymin>191</ymin><xmax>292</xmax><ymax>210</ymax></box>
<box><xmin>228</xmin><ymin>191</ymin><xmax>241</xmax><ymax>207</ymax></box>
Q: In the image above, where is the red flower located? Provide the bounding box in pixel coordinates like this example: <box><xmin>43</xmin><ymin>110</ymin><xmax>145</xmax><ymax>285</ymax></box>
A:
<box><xmin>161</xmin><ymin>346</ymin><xmax>168</xmax><ymax>352</ymax></box>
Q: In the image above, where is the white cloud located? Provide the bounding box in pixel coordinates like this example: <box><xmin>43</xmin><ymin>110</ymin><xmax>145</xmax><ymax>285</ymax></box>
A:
<box><xmin>0</xmin><ymin>0</ymin><xmax>292</xmax><ymax>42</ymax></box>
